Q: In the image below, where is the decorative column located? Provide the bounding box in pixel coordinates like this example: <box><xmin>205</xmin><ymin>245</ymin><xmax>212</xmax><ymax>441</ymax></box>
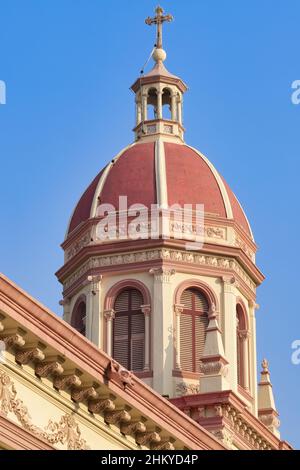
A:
<box><xmin>177</xmin><ymin>97</ymin><xmax>182</xmax><ymax>125</ymax></box>
<box><xmin>258</xmin><ymin>359</ymin><xmax>280</xmax><ymax>438</ymax></box>
<box><xmin>171</xmin><ymin>93</ymin><xmax>177</xmax><ymax>121</ymax></box>
<box><xmin>222</xmin><ymin>276</ymin><xmax>238</xmax><ymax>392</ymax></box>
<box><xmin>249</xmin><ymin>300</ymin><xmax>259</xmax><ymax>415</ymax></box>
<box><xmin>136</xmin><ymin>99</ymin><xmax>142</xmax><ymax>126</ymax></box>
<box><xmin>174</xmin><ymin>304</ymin><xmax>184</xmax><ymax>369</ymax></box>
<box><xmin>200</xmin><ymin>304</ymin><xmax>229</xmax><ymax>393</ymax></box>
<box><xmin>86</xmin><ymin>275</ymin><xmax>102</xmax><ymax>346</ymax></box>
<box><xmin>142</xmin><ymin>93</ymin><xmax>148</xmax><ymax>121</ymax></box>
<box><xmin>239</xmin><ymin>330</ymin><xmax>250</xmax><ymax>391</ymax></box>
<box><xmin>157</xmin><ymin>90</ymin><xmax>163</xmax><ymax>119</ymax></box>
<box><xmin>104</xmin><ymin>309</ymin><xmax>115</xmax><ymax>357</ymax></box>
<box><xmin>149</xmin><ymin>267</ymin><xmax>176</xmax><ymax>397</ymax></box>
<box><xmin>141</xmin><ymin>305</ymin><xmax>151</xmax><ymax>371</ymax></box>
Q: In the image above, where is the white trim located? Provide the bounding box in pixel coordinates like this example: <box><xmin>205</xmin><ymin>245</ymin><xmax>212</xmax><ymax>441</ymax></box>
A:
<box><xmin>89</xmin><ymin>143</ymin><xmax>136</xmax><ymax>218</ymax></box>
<box><xmin>155</xmin><ymin>138</ymin><xmax>168</xmax><ymax>208</ymax></box>
<box><xmin>186</xmin><ymin>145</ymin><xmax>234</xmax><ymax>219</ymax></box>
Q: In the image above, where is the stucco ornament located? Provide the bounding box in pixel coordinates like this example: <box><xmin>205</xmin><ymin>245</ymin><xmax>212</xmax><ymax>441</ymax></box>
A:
<box><xmin>0</xmin><ymin>368</ymin><xmax>90</xmax><ymax>450</ymax></box>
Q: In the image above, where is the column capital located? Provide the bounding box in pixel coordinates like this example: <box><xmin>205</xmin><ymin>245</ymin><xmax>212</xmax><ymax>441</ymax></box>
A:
<box><xmin>174</xmin><ymin>304</ymin><xmax>184</xmax><ymax>316</ymax></box>
<box><xmin>149</xmin><ymin>267</ymin><xmax>176</xmax><ymax>283</ymax></box>
<box><xmin>141</xmin><ymin>304</ymin><xmax>151</xmax><ymax>316</ymax></box>
<box><xmin>238</xmin><ymin>329</ymin><xmax>251</xmax><ymax>341</ymax></box>
<box><xmin>87</xmin><ymin>274</ymin><xmax>102</xmax><ymax>295</ymax></box>
<box><xmin>248</xmin><ymin>299</ymin><xmax>260</xmax><ymax>310</ymax></box>
<box><xmin>104</xmin><ymin>309</ymin><xmax>115</xmax><ymax>321</ymax></box>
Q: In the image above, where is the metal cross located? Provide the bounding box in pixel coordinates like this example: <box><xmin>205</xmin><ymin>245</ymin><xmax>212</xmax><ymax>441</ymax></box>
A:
<box><xmin>145</xmin><ymin>6</ymin><xmax>174</xmax><ymax>49</ymax></box>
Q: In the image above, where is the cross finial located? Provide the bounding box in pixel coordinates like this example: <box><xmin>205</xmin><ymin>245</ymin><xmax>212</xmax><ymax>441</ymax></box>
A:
<box><xmin>145</xmin><ymin>5</ymin><xmax>174</xmax><ymax>49</ymax></box>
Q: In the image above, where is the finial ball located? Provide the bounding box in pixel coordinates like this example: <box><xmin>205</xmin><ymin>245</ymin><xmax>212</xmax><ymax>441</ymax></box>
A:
<box><xmin>153</xmin><ymin>47</ymin><xmax>167</xmax><ymax>63</ymax></box>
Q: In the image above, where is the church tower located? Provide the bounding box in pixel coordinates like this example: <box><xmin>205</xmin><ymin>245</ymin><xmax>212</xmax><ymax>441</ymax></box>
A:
<box><xmin>56</xmin><ymin>7</ymin><xmax>281</xmax><ymax>448</ymax></box>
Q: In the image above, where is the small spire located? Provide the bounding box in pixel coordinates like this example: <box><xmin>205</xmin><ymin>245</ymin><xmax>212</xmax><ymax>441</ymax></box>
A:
<box><xmin>258</xmin><ymin>358</ymin><xmax>280</xmax><ymax>437</ymax></box>
<box><xmin>145</xmin><ymin>6</ymin><xmax>174</xmax><ymax>63</ymax></box>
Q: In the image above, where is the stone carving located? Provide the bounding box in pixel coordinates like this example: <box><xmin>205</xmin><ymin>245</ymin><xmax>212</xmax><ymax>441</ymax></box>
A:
<box><xmin>105</xmin><ymin>409</ymin><xmax>131</xmax><ymax>426</ymax></box>
<box><xmin>176</xmin><ymin>382</ymin><xmax>200</xmax><ymax>396</ymax></box>
<box><xmin>35</xmin><ymin>360</ymin><xmax>64</xmax><ymax>378</ymax></box>
<box><xmin>0</xmin><ymin>369</ymin><xmax>89</xmax><ymax>449</ymax></box>
<box><xmin>110</xmin><ymin>360</ymin><xmax>134</xmax><ymax>388</ymax></box>
<box><xmin>136</xmin><ymin>431</ymin><xmax>161</xmax><ymax>446</ymax></box>
<box><xmin>66</xmin><ymin>231</ymin><xmax>91</xmax><ymax>261</ymax></box>
<box><xmin>71</xmin><ymin>386</ymin><xmax>98</xmax><ymax>403</ymax></box>
<box><xmin>121</xmin><ymin>421</ymin><xmax>147</xmax><ymax>436</ymax></box>
<box><xmin>53</xmin><ymin>373</ymin><xmax>82</xmax><ymax>391</ymax></box>
<box><xmin>205</xmin><ymin>227</ymin><xmax>225</xmax><ymax>240</ymax></box>
<box><xmin>88</xmin><ymin>398</ymin><xmax>115</xmax><ymax>414</ymax></box>
<box><xmin>44</xmin><ymin>414</ymin><xmax>90</xmax><ymax>450</ymax></box>
<box><xmin>64</xmin><ymin>249</ymin><xmax>256</xmax><ymax>294</ymax></box>
<box><xmin>200</xmin><ymin>361</ymin><xmax>228</xmax><ymax>377</ymax></box>
<box><xmin>15</xmin><ymin>346</ymin><xmax>45</xmax><ymax>366</ymax></box>
<box><xmin>212</xmin><ymin>429</ymin><xmax>233</xmax><ymax>448</ymax></box>
<box><xmin>152</xmin><ymin>441</ymin><xmax>175</xmax><ymax>450</ymax></box>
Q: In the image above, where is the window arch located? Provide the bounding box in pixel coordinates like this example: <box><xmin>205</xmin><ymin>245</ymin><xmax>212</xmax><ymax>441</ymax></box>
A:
<box><xmin>179</xmin><ymin>288</ymin><xmax>209</xmax><ymax>372</ymax></box>
<box><xmin>236</xmin><ymin>303</ymin><xmax>249</xmax><ymax>389</ymax></box>
<box><xmin>147</xmin><ymin>88</ymin><xmax>158</xmax><ymax>120</ymax></box>
<box><xmin>113</xmin><ymin>288</ymin><xmax>145</xmax><ymax>372</ymax></box>
<box><xmin>71</xmin><ymin>296</ymin><xmax>86</xmax><ymax>336</ymax></box>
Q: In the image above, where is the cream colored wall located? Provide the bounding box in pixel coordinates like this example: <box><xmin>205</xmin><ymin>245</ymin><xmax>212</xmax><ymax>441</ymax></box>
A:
<box><xmin>0</xmin><ymin>359</ymin><xmax>138</xmax><ymax>450</ymax></box>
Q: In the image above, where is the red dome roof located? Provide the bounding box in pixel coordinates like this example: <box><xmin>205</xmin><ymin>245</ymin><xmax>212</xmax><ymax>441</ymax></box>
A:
<box><xmin>67</xmin><ymin>142</ymin><xmax>253</xmax><ymax>239</ymax></box>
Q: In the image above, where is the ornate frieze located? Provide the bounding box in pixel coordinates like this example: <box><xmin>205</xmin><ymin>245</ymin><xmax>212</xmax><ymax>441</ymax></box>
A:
<box><xmin>176</xmin><ymin>382</ymin><xmax>200</xmax><ymax>396</ymax></box>
<box><xmin>0</xmin><ymin>369</ymin><xmax>90</xmax><ymax>450</ymax></box>
<box><xmin>66</xmin><ymin>231</ymin><xmax>92</xmax><ymax>261</ymax></box>
<box><xmin>63</xmin><ymin>249</ymin><xmax>256</xmax><ymax>294</ymax></box>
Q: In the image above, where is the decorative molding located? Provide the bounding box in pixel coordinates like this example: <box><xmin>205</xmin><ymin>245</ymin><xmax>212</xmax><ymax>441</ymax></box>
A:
<box><xmin>199</xmin><ymin>360</ymin><xmax>228</xmax><ymax>377</ymax></box>
<box><xmin>110</xmin><ymin>360</ymin><xmax>134</xmax><ymax>388</ymax></box>
<box><xmin>88</xmin><ymin>398</ymin><xmax>115</xmax><ymax>414</ymax></box>
<box><xmin>176</xmin><ymin>382</ymin><xmax>200</xmax><ymax>396</ymax></box>
<box><xmin>136</xmin><ymin>431</ymin><xmax>161</xmax><ymax>446</ymax></box>
<box><xmin>15</xmin><ymin>344</ymin><xmax>46</xmax><ymax>366</ymax></box>
<box><xmin>104</xmin><ymin>309</ymin><xmax>115</xmax><ymax>322</ymax></box>
<box><xmin>71</xmin><ymin>386</ymin><xmax>98</xmax><ymax>403</ymax></box>
<box><xmin>35</xmin><ymin>358</ymin><xmax>64</xmax><ymax>378</ymax></box>
<box><xmin>66</xmin><ymin>231</ymin><xmax>92</xmax><ymax>261</ymax></box>
<box><xmin>53</xmin><ymin>372</ymin><xmax>82</xmax><ymax>391</ymax></box>
<box><xmin>141</xmin><ymin>304</ymin><xmax>151</xmax><ymax>316</ymax></box>
<box><xmin>63</xmin><ymin>249</ymin><xmax>256</xmax><ymax>294</ymax></box>
<box><xmin>174</xmin><ymin>304</ymin><xmax>184</xmax><ymax>317</ymax></box>
<box><xmin>105</xmin><ymin>409</ymin><xmax>131</xmax><ymax>426</ymax></box>
<box><xmin>0</xmin><ymin>369</ymin><xmax>89</xmax><ymax>450</ymax></box>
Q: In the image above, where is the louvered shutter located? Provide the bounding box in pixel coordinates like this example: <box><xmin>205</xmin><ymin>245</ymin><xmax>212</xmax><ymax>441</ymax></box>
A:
<box><xmin>237</xmin><ymin>325</ymin><xmax>242</xmax><ymax>386</ymax></box>
<box><xmin>195</xmin><ymin>315</ymin><xmax>209</xmax><ymax>371</ymax></box>
<box><xmin>180</xmin><ymin>314</ymin><xmax>193</xmax><ymax>371</ymax></box>
<box><xmin>180</xmin><ymin>288</ymin><xmax>209</xmax><ymax>372</ymax></box>
<box><xmin>131</xmin><ymin>313</ymin><xmax>145</xmax><ymax>371</ymax></box>
<box><xmin>113</xmin><ymin>288</ymin><xmax>145</xmax><ymax>371</ymax></box>
<box><xmin>113</xmin><ymin>314</ymin><xmax>129</xmax><ymax>369</ymax></box>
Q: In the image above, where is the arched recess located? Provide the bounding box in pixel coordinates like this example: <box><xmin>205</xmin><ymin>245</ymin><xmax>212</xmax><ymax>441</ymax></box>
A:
<box><xmin>71</xmin><ymin>294</ymin><xmax>87</xmax><ymax>336</ymax></box>
<box><xmin>104</xmin><ymin>279</ymin><xmax>151</xmax><ymax>311</ymax></box>
<box><xmin>162</xmin><ymin>87</ymin><xmax>172</xmax><ymax>120</ymax></box>
<box><xmin>174</xmin><ymin>279</ymin><xmax>219</xmax><ymax>312</ymax></box>
<box><xmin>174</xmin><ymin>280</ymin><xmax>218</xmax><ymax>374</ymax></box>
<box><xmin>147</xmin><ymin>87</ymin><xmax>158</xmax><ymax>120</ymax></box>
<box><xmin>104</xmin><ymin>280</ymin><xmax>151</xmax><ymax>373</ymax></box>
<box><xmin>236</xmin><ymin>299</ymin><xmax>250</xmax><ymax>390</ymax></box>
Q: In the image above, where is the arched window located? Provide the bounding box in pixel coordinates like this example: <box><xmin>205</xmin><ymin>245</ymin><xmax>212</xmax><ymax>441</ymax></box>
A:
<box><xmin>147</xmin><ymin>88</ymin><xmax>158</xmax><ymax>120</ymax></box>
<box><xmin>113</xmin><ymin>288</ymin><xmax>145</xmax><ymax>372</ymax></box>
<box><xmin>71</xmin><ymin>299</ymin><xmax>86</xmax><ymax>336</ymax></box>
<box><xmin>236</xmin><ymin>303</ymin><xmax>248</xmax><ymax>389</ymax></box>
<box><xmin>162</xmin><ymin>88</ymin><xmax>172</xmax><ymax>120</ymax></box>
<box><xmin>180</xmin><ymin>288</ymin><xmax>209</xmax><ymax>372</ymax></box>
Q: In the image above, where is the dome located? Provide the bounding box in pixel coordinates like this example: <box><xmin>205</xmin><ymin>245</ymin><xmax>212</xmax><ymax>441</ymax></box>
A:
<box><xmin>66</xmin><ymin>142</ymin><xmax>253</xmax><ymax>240</ymax></box>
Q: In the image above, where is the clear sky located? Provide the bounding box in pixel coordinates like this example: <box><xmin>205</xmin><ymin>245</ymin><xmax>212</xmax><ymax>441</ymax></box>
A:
<box><xmin>1</xmin><ymin>0</ymin><xmax>299</xmax><ymax>448</ymax></box>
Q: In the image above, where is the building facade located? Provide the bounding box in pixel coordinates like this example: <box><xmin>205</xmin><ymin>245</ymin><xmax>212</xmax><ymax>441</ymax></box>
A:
<box><xmin>0</xmin><ymin>7</ymin><xmax>292</xmax><ymax>450</ymax></box>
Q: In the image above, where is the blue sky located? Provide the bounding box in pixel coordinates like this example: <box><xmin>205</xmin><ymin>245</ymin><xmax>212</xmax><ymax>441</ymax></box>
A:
<box><xmin>0</xmin><ymin>0</ymin><xmax>299</xmax><ymax>448</ymax></box>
